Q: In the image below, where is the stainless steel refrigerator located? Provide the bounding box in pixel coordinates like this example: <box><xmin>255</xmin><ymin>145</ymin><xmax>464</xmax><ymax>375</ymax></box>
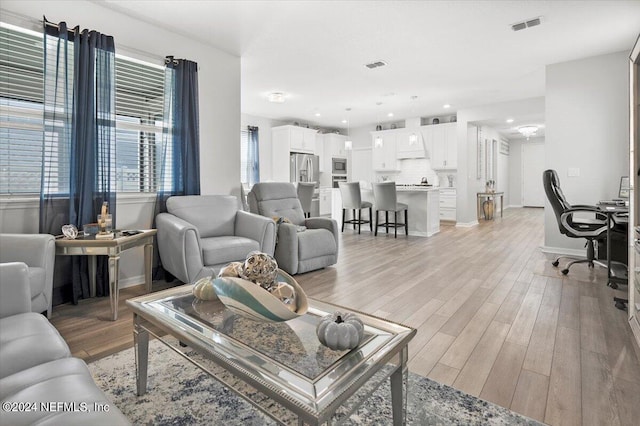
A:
<box><xmin>290</xmin><ymin>153</ymin><xmax>320</xmax><ymax>217</ymax></box>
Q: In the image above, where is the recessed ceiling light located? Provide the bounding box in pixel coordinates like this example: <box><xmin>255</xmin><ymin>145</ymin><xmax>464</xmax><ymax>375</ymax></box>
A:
<box><xmin>267</xmin><ymin>92</ymin><xmax>285</xmax><ymax>103</ymax></box>
<box><xmin>506</xmin><ymin>118</ymin><xmax>514</xmax><ymax>123</ymax></box>
<box><xmin>341</xmin><ymin>119</ymin><xmax>348</xmax><ymax>124</ymax></box>
<box><xmin>387</xmin><ymin>112</ymin><xmax>394</xmax><ymax>117</ymax></box>
<box><xmin>443</xmin><ymin>104</ymin><xmax>451</xmax><ymax>109</ymax></box>
<box><xmin>314</xmin><ymin>112</ymin><xmax>321</xmax><ymax>117</ymax></box>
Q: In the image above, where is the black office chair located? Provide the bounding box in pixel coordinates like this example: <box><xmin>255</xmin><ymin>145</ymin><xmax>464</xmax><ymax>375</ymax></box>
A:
<box><xmin>543</xmin><ymin>169</ymin><xmax>610</xmax><ymax>275</ymax></box>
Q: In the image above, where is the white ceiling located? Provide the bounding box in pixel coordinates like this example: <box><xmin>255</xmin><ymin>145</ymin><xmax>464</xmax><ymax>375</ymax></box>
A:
<box><xmin>101</xmin><ymin>0</ymin><xmax>640</xmax><ymax>138</ymax></box>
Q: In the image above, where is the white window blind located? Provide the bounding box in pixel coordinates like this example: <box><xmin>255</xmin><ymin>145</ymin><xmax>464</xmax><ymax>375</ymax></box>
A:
<box><xmin>115</xmin><ymin>57</ymin><xmax>166</xmax><ymax>193</ymax></box>
<box><xmin>0</xmin><ymin>24</ymin><xmax>44</xmax><ymax>194</ymax></box>
<box><xmin>0</xmin><ymin>22</ymin><xmax>170</xmax><ymax>195</ymax></box>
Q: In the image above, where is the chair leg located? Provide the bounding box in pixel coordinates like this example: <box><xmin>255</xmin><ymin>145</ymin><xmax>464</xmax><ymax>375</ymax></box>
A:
<box><xmin>385</xmin><ymin>211</ymin><xmax>389</xmax><ymax>234</ymax></box>
<box><xmin>341</xmin><ymin>209</ymin><xmax>345</xmax><ymax>232</ymax></box>
<box><xmin>369</xmin><ymin>207</ymin><xmax>373</xmax><ymax>231</ymax></box>
<box><xmin>357</xmin><ymin>209</ymin><xmax>361</xmax><ymax>234</ymax></box>
<box><xmin>394</xmin><ymin>211</ymin><xmax>398</xmax><ymax>238</ymax></box>
<box><xmin>353</xmin><ymin>209</ymin><xmax>357</xmax><ymax>231</ymax></box>
<box><xmin>374</xmin><ymin>210</ymin><xmax>379</xmax><ymax>236</ymax></box>
<box><xmin>405</xmin><ymin>210</ymin><xmax>408</xmax><ymax>236</ymax></box>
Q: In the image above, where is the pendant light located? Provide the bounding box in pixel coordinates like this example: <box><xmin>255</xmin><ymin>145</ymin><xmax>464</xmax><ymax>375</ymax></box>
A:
<box><xmin>374</xmin><ymin>102</ymin><xmax>383</xmax><ymax>148</ymax></box>
<box><xmin>344</xmin><ymin>108</ymin><xmax>352</xmax><ymax>150</ymax></box>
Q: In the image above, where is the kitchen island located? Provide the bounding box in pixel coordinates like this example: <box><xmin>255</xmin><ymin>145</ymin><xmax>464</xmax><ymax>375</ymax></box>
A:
<box><xmin>331</xmin><ymin>186</ymin><xmax>440</xmax><ymax>237</ymax></box>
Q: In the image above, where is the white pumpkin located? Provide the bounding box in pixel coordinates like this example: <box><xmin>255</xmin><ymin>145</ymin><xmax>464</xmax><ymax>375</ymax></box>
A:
<box><xmin>192</xmin><ymin>276</ymin><xmax>217</xmax><ymax>300</ymax></box>
<box><xmin>316</xmin><ymin>311</ymin><xmax>364</xmax><ymax>351</ymax></box>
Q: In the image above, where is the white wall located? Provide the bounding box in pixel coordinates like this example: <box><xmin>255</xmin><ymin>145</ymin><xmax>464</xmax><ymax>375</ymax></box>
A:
<box><xmin>0</xmin><ymin>1</ymin><xmax>241</xmax><ymax>289</ymax></box>
<box><xmin>544</xmin><ymin>51</ymin><xmax>629</xmax><ymax>252</ymax></box>
<box><xmin>508</xmin><ymin>140</ymin><xmax>524</xmax><ymax>207</ymax></box>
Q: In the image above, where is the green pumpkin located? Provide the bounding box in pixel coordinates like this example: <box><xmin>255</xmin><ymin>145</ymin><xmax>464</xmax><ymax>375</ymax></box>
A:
<box><xmin>192</xmin><ymin>276</ymin><xmax>217</xmax><ymax>300</ymax></box>
<box><xmin>316</xmin><ymin>311</ymin><xmax>364</xmax><ymax>351</ymax></box>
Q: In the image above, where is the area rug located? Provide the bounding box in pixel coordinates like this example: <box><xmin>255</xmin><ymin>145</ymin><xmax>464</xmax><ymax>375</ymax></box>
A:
<box><xmin>89</xmin><ymin>338</ymin><xmax>542</xmax><ymax>425</ymax></box>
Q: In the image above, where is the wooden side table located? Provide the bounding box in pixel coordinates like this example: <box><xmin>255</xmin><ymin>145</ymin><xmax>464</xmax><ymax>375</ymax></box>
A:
<box><xmin>55</xmin><ymin>229</ymin><xmax>156</xmax><ymax>320</ymax></box>
<box><xmin>477</xmin><ymin>192</ymin><xmax>504</xmax><ymax>221</ymax></box>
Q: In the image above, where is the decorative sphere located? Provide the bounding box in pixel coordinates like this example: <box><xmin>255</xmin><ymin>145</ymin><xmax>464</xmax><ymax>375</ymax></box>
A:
<box><xmin>62</xmin><ymin>224</ymin><xmax>78</xmax><ymax>239</ymax></box>
<box><xmin>217</xmin><ymin>262</ymin><xmax>243</xmax><ymax>278</ymax></box>
<box><xmin>241</xmin><ymin>252</ymin><xmax>278</xmax><ymax>289</ymax></box>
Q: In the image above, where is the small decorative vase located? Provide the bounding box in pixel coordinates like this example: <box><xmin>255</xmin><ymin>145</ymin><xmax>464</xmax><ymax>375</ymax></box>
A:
<box><xmin>483</xmin><ymin>200</ymin><xmax>494</xmax><ymax>220</ymax></box>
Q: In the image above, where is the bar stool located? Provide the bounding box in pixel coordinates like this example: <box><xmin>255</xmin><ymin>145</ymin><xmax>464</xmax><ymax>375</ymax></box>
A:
<box><xmin>372</xmin><ymin>182</ymin><xmax>408</xmax><ymax>238</ymax></box>
<box><xmin>297</xmin><ymin>182</ymin><xmax>315</xmax><ymax>218</ymax></box>
<box><xmin>338</xmin><ymin>182</ymin><xmax>372</xmax><ymax>234</ymax></box>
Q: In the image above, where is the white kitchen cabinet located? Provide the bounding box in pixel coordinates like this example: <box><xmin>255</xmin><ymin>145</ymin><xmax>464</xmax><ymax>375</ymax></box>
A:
<box><xmin>439</xmin><ymin>188</ymin><xmax>456</xmax><ymax>221</ymax></box>
<box><xmin>272</xmin><ymin>125</ymin><xmax>318</xmax><ymax>182</ymax></box>
<box><xmin>324</xmin><ymin>133</ymin><xmax>347</xmax><ymax>158</ymax></box>
<box><xmin>288</xmin><ymin>126</ymin><xmax>316</xmax><ymax>153</ymax></box>
<box><xmin>427</xmin><ymin>190</ymin><xmax>441</xmax><ymax>235</ymax></box>
<box><xmin>396</xmin><ymin>129</ymin><xmax>427</xmax><ymax>159</ymax></box>
<box><xmin>319</xmin><ymin>188</ymin><xmax>332</xmax><ymax>216</ymax></box>
<box><xmin>318</xmin><ymin>133</ymin><xmax>347</xmax><ymax>178</ymax></box>
<box><xmin>424</xmin><ymin>122</ymin><xmax>457</xmax><ymax>170</ymax></box>
<box><xmin>371</xmin><ymin>130</ymin><xmax>399</xmax><ymax>172</ymax></box>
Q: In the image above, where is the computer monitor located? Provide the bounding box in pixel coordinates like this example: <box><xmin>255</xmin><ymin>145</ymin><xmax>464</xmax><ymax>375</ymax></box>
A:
<box><xmin>618</xmin><ymin>176</ymin><xmax>630</xmax><ymax>199</ymax></box>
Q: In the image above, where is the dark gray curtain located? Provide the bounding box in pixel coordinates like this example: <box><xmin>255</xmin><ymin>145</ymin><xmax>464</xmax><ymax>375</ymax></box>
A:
<box><xmin>153</xmin><ymin>57</ymin><xmax>201</xmax><ymax>280</ymax></box>
<box><xmin>41</xmin><ymin>20</ymin><xmax>116</xmax><ymax>303</ymax></box>
<box><xmin>247</xmin><ymin>126</ymin><xmax>260</xmax><ymax>186</ymax></box>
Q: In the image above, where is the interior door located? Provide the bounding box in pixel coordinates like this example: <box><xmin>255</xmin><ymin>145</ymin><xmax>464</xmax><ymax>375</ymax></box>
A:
<box><xmin>522</xmin><ymin>141</ymin><xmax>545</xmax><ymax>207</ymax></box>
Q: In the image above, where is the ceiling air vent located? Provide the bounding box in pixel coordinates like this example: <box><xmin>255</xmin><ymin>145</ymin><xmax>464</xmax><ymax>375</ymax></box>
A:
<box><xmin>365</xmin><ymin>60</ymin><xmax>387</xmax><ymax>69</ymax></box>
<box><xmin>511</xmin><ymin>16</ymin><xmax>543</xmax><ymax>31</ymax></box>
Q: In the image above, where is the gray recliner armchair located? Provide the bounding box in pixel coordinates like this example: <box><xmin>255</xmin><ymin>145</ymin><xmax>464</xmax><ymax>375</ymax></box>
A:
<box><xmin>248</xmin><ymin>182</ymin><xmax>339</xmax><ymax>275</ymax></box>
<box><xmin>0</xmin><ymin>234</ymin><xmax>55</xmax><ymax>318</ymax></box>
<box><xmin>156</xmin><ymin>195</ymin><xmax>277</xmax><ymax>284</ymax></box>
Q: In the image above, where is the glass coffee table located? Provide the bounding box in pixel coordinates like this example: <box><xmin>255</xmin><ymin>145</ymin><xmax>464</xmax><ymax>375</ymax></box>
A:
<box><xmin>127</xmin><ymin>285</ymin><xmax>416</xmax><ymax>425</ymax></box>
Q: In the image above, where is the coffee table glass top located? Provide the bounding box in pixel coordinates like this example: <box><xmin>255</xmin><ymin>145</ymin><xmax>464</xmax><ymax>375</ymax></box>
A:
<box><xmin>132</xmin><ymin>285</ymin><xmax>415</xmax><ymax>414</ymax></box>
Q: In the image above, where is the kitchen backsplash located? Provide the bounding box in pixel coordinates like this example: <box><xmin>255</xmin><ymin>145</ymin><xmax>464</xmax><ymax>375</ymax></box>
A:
<box><xmin>394</xmin><ymin>158</ymin><xmax>439</xmax><ymax>186</ymax></box>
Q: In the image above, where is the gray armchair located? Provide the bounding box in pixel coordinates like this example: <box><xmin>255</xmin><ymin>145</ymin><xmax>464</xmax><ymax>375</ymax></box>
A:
<box><xmin>156</xmin><ymin>195</ymin><xmax>277</xmax><ymax>284</ymax></box>
<box><xmin>0</xmin><ymin>234</ymin><xmax>55</xmax><ymax>318</ymax></box>
<box><xmin>248</xmin><ymin>182</ymin><xmax>339</xmax><ymax>275</ymax></box>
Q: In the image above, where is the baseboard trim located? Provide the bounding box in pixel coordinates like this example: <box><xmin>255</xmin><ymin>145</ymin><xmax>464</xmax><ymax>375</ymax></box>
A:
<box><xmin>507</xmin><ymin>204</ymin><xmax>523</xmax><ymax>209</ymax></box>
<box><xmin>119</xmin><ymin>275</ymin><xmax>146</xmax><ymax>289</ymax></box>
<box><xmin>541</xmin><ymin>245</ymin><xmax>587</xmax><ymax>257</ymax></box>
<box><xmin>456</xmin><ymin>221</ymin><xmax>479</xmax><ymax>228</ymax></box>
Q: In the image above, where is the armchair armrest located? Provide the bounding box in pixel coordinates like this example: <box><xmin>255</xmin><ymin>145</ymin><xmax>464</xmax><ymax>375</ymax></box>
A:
<box><xmin>0</xmin><ymin>233</ymin><xmax>55</xmax><ymax>317</ymax></box>
<box><xmin>564</xmin><ymin>206</ymin><xmax>607</xmax><ymax>222</ymax></box>
<box><xmin>0</xmin><ymin>262</ymin><xmax>31</xmax><ymax>318</ymax></box>
<box><xmin>305</xmin><ymin>217</ymin><xmax>339</xmax><ymax>257</ymax></box>
<box><xmin>235</xmin><ymin>210</ymin><xmax>276</xmax><ymax>256</ymax></box>
<box><xmin>571</xmin><ymin>204</ymin><xmax>599</xmax><ymax>211</ymax></box>
<box><xmin>156</xmin><ymin>213</ymin><xmax>204</xmax><ymax>284</ymax></box>
<box><xmin>560</xmin><ymin>210</ymin><xmax>609</xmax><ymax>238</ymax></box>
<box><xmin>274</xmin><ymin>223</ymin><xmax>300</xmax><ymax>274</ymax></box>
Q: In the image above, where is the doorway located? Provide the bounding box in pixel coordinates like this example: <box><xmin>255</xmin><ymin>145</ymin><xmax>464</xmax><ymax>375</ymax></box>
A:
<box><xmin>522</xmin><ymin>141</ymin><xmax>545</xmax><ymax>207</ymax></box>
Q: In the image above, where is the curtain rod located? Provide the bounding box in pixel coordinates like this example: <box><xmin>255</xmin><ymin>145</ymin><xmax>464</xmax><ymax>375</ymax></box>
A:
<box><xmin>1</xmin><ymin>10</ymin><xmax>165</xmax><ymax>65</ymax></box>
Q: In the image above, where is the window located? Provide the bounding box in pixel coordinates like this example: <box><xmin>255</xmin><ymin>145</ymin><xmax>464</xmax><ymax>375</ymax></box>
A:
<box><xmin>0</xmin><ymin>24</ymin><xmax>45</xmax><ymax>194</ymax></box>
<box><xmin>0</xmin><ymin>22</ymin><xmax>169</xmax><ymax>195</ymax></box>
<box><xmin>114</xmin><ymin>56</ymin><xmax>166</xmax><ymax>193</ymax></box>
<box><xmin>240</xmin><ymin>129</ymin><xmax>249</xmax><ymax>185</ymax></box>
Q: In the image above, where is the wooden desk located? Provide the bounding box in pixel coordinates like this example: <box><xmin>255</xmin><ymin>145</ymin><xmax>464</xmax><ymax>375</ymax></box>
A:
<box><xmin>477</xmin><ymin>192</ymin><xmax>504</xmax><ymax>221</ymax></box>
<box><xmin>55</xmin><ymin>230</ymin><xmax>156</xmax><ymax>320</ymax></box>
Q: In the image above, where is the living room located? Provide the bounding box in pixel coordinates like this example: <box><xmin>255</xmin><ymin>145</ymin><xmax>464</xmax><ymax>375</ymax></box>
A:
<box><xmin>1</xmin><ymin>1</ymin><xmax>640</xmax><ymax>425</ymax></box>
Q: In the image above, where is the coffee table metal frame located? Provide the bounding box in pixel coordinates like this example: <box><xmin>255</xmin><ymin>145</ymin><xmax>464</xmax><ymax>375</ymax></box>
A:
<box><xmin>127</xmin><ymin>286</ymin><xmax>416</xmax><ymax>425</ymax></box>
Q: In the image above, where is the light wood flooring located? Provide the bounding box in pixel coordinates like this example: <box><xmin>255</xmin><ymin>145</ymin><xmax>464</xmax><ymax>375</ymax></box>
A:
<box><xmin>50</xmin><ymin>207</ymin><xmax>640</xmax><ymax>426</ymax></box>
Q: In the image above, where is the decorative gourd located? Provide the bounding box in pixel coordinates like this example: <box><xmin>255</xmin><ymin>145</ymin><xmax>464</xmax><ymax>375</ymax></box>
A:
<box><xmin>316</xmin><ymin>311</ymin><xmax>364</xmax><ymax>351</ymax></box>
<box><xmin>192</xmin><ymin>276</ymin><xmax>217</xmax><ymax>300</ymax></box>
